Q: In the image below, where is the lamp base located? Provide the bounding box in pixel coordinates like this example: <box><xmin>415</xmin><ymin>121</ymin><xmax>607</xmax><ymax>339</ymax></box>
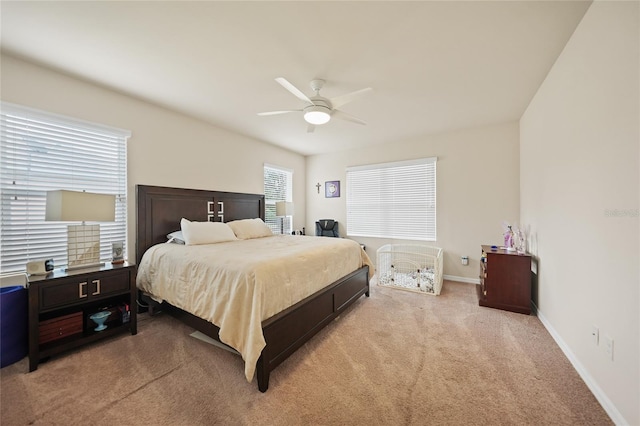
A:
<box><xmin>67</xmin><ymin>224</ymin><xmax>102</xmax><ymax>270</ymax></box>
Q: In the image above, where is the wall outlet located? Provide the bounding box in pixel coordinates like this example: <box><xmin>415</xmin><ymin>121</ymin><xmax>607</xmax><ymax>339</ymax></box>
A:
<box><xmin>603</xmin><ymin>335</ymin><xmax>614</xmax><ymax>361</ymax></box>
<box><xmin>591</xmin><ymin>325</ymin><xmax>599</xmax><ymax>345</ymax></box>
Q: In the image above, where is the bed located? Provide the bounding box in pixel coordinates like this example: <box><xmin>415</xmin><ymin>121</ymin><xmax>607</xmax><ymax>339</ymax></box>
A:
<box><xmin>135</xmin><ymin>185</ymin><xmax>371</xmax><ymax>392</ymax></box>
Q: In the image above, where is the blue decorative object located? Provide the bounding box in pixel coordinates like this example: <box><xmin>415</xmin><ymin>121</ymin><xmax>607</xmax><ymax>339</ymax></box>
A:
<box><xmin>89</xmin><ymin>311</ymin><xmax>111</xmax><ymax>332</ymax></box>
<box><xmin>1</xmin><ymin>286</ymin><xmax>27</xmax><ymax>368</ymax></box>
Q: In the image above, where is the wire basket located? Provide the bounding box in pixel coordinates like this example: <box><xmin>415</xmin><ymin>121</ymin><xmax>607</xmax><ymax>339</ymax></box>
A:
<box><xmin>377</xmin><ymin>244</ymin><xmax>443</xmax><ymax>295</ymax></box>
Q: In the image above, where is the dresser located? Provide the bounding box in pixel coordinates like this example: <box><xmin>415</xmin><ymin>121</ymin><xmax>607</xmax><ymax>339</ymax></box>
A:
<box><xmin>477</xmin><ymin>245</ymin><xmax>532</xmax><ymax>314</ymax></box>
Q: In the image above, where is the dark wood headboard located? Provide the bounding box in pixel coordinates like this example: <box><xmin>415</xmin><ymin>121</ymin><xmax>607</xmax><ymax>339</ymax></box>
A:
<box><xmin>136</xmin><ymin>185</ymin><xmax>265</xmax><ymax>265</ymax></box>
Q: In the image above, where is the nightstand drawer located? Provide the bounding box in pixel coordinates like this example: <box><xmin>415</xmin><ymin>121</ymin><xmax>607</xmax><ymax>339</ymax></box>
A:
<box><xmin>93</xmin><ymin>270</ymin><xmax>130</xmax><ymax>298</ymax></box>
<box><xmin>39</xmin><ymin>280</ymin><xmax>85</xmax><ymax>310</ymax></box>
<box><xmin>39</xmin><ymin>312</ymin><xmax>83</xmax><ymax>344</ymax></box>
<box><xmin>39</xmin><ymin>270</ymin><xmax>130</xmax><ymax>311</ymax></box>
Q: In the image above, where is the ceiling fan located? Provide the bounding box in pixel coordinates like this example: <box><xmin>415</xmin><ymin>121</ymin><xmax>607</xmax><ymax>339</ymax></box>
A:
<box><xmin>258</xmin><ymin>78</ymin><xmax>372</xmax><ymax>132</ymax></box>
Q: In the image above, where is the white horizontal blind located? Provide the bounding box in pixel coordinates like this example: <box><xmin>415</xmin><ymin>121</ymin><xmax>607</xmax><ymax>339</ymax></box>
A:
<box><xmin>0</xmin><ymin>102</ymin><xmax>130</xmax><ymax>273</ymax></box>
<box><xmin>263</xmin><ymin>163</ymin><xmax>292</xmax><ymax>234</ymax></box>
<box><xmin>346</xmin><ymin>157</ymin><xmax>436</xmax><ymax>241</ymax></box>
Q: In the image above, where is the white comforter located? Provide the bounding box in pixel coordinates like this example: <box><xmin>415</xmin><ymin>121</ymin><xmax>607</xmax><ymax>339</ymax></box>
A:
<box><xmin>136</xmin><ymin>235</ymin><xmax>373</xmax><ymax>381</ymax></box>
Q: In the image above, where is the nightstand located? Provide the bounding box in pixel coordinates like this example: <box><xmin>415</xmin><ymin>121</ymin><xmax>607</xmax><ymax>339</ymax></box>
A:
<box><xmin>27</xmin><ymin>262</ymin><xmax>137</xmax><ymax>371</ymax></box>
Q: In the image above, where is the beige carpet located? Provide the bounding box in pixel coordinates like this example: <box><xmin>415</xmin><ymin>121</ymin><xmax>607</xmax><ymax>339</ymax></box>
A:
<box><xmin>1</xmin><ymin>281</ymin><xmax>611</xmax><ymax>425</ymax></box>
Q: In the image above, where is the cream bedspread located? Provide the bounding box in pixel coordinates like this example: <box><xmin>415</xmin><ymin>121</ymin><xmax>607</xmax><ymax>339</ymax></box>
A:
<box><xmin>136</xmin><ymin>235</ymin><xmax>373</xmax><ymax>382</ymax></box>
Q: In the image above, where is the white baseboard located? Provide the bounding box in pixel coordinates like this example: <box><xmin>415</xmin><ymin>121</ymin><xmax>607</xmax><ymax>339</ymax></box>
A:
<box><xmin>443</xmin><ymin>274</ymin><xmax>480</xmax><ymax>284</ymax></box>
<box><xmin>534</xmin><ymin>302</ymin><xmax>626</xmax><ymax>425</ymax></box>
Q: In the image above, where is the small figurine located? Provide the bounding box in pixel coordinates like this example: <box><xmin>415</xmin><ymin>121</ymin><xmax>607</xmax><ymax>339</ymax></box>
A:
<box><xmin>504</xmin><ymin>225</ymin><xmax>513</xmax><ymax>249</ymax></box>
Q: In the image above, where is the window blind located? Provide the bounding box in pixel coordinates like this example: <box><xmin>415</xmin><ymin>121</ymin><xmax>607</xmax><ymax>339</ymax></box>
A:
<box><xmin>0</xmin><ymin>102</ymin><xmax>130</xmax><ymax>274</ymax></box>
<box><xmin>263</xmin><ymin>163</ymin><xmax>293</xmax><ymax>235</ymax></box>
<box><xmin>346</xmin><ymin>157</ymin><xmax>437</xmax><ymax>241</ymax></box>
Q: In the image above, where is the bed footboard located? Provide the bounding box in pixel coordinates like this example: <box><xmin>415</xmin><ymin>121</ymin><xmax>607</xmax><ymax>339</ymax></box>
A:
<box><xmin>157</xmin><ymin>265</ymin><xmax>369</xmax><ymax>392</ymax></box>
<box><xmin>256</xmin><ymin>265</ymin><xmax>369</xmax><ymax>392</ymax></box>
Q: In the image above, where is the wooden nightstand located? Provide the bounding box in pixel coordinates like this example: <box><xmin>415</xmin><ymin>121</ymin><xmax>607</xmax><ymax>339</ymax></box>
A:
<box><xmin>27</xmin><ymin>262</ymin><xmax>137</xmax><ymax>371</ymax></box>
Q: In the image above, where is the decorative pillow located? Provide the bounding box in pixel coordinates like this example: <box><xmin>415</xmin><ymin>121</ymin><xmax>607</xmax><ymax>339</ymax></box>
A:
<box><xmin>227</xmin><ymin>218</ymin><xmax>273</xmax><ymax>240</ymax></box>
<box><xmin>166</xmin><ymin>231</ymin><xmax>185</xmax><ymax>244</ymax></box>
<box><xmin>180</xmin><ymin>218</ymin><xmax>238</xmax><ymax>245</ymax></box>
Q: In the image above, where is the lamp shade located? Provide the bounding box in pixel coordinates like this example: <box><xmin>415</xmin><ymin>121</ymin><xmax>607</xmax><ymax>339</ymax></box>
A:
<box><xmin>45</xmin><ymin>190</ymin><xmax>116</xmax><ymax>222</ymax></box>
<box><xmin>275</xmin><ymin>201</ymin><xmax>294</xmax><ymax>217</ymax></box>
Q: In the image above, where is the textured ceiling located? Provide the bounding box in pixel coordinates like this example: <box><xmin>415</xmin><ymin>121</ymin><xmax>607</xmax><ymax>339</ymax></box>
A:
<box><xmin>1</xmin><ymin>1</ymin><xmax>591</xmax><ymax>156</ymax></box>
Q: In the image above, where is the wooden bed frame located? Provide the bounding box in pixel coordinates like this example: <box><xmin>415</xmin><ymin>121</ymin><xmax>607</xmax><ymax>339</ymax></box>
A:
<box><xmin>135</xmin><ymin>185</ymin><xmax>370</xmax><ymax>392</ymax></box>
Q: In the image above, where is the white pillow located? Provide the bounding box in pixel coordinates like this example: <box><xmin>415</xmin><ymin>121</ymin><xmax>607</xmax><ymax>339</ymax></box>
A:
<box><xmin>227</xmin><ymin>218</ymin><xmax>273</xmax><ymax>240</ymax></box>
<box><xmin>166</xmin><ymin>231</ymin><xmax>185</xmax><ymax>244</ymax></box>
<box><xmin>180</xmin><ymin>218</ymin><xmax>238</xmax><ymax>245</ymax></box>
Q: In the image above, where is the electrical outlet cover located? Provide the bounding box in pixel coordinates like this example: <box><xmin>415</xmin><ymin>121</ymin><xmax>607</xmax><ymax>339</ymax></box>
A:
<box><xmin>603</xmin><ymin>335</ymin><xmax>614</xmax><ymax>360</ymax></box>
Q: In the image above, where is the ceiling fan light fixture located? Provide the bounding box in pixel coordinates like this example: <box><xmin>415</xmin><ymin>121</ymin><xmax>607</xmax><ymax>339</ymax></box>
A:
<box><xmin>303</xmin><ymin>105</ymin><xmax>331</xmax><ymax>125</ymax></box>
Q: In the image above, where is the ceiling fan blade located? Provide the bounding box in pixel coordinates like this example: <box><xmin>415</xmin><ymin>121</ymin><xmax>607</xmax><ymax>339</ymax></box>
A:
<box><xmin>257</xmin><ymin>110</ymin><xmax>301</xmax><ymax>116</ymax></box>
<box><xmin>330</xmin><ymin>87</ymin><xmax>373</xmax><ymax>109</ymax></box>
<box><xmin>275</xmin><ymin>77</ymin><xmax>314</xmax><ymax>105</ymax></box>
<box><xmin>332</xmin><ymin>109</ymin><xmax>367</xmax><ymax>125</ymax></box>
<box><xmin>307</xmin><ymin>123</ymin><xmax>316</xmax><ymax>133</ymax></box>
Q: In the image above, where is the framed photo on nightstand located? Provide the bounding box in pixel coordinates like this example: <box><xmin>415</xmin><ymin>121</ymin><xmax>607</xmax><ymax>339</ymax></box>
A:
<box><xmin>325</xmin><ymin>181</ymin><xmax>340</xmax><ymax>198</ymax></box>
<box><xmin>111</xmin><ymin>241</ymin><xmax>124</xmax><ymax>264</ymax></box>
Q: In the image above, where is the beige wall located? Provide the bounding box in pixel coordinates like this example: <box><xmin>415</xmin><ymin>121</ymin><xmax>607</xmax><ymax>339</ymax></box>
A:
<box><xmin>306</xmin><ymin>122</ymin><xmax>520</xmax><ymax>280</ymax></box>
<box><xmin>520</xmin><ymin>2</ymin><xmax>639</xmax><ymax>424</ymax></box>
<box><xmin>0</xmin><ymin>54</ymin><xmax>306</xmax><ymax>259</ymax></box>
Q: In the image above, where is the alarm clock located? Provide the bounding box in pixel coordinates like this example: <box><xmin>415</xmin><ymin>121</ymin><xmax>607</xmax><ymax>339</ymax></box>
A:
<box><xmin>26</xmin><ymin>258</ymin><xmax>54</xmax><ymax>276</ymax></box>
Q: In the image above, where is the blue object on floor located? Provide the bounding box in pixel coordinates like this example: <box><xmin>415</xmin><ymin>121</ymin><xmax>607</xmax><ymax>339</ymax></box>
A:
<box><xmin>0</xmin><ymin>286</ymin><xmax>28</xmax><ymax>368</ymax></box>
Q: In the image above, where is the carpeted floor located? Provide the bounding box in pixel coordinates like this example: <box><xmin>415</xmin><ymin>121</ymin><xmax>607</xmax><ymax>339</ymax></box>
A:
<box><xmin>1</xmin><ymin>281</ymin><xmax>612</xmax><ymax>425</ymax></box>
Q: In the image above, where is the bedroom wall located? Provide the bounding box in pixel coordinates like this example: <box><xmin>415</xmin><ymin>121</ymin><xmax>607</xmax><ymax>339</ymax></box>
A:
<box><xmin>520</xmin><ymin>1</ymin><xmax>639</xmax><ymax>424</ymax></box>
<box><xmin>0</xmin><ymin>54</ymin><xmax>307</xmax><ymax>261</ymax></box>
<box><xmin>306</xmin><ymin>121</ymin><xmax>520</xmax><ymax>281</ymax></box>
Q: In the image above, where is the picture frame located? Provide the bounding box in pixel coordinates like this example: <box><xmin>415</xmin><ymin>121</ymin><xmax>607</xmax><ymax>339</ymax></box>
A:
<box><xmin>325</xmin><ymin>180</ymin><xmax>340</xmax><ymax>198</ymax></box>
<box><xmin>111</xmin><ymin>241</ymin><xmax>124</xmax><ymax>264</ymax></box>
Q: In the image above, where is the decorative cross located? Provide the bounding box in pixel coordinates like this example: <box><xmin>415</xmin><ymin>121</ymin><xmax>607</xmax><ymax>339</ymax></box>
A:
<box><xmin>316</xmin><ymin>182</ymin><xmax>321</xmax><ymax>194</ymax></box>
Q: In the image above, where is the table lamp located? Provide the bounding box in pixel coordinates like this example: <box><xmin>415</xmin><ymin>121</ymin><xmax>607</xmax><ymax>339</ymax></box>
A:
<box><xmin>45</xmin><ymin>190</ymin><xmax>116</xmax><ymax>270</ymax></box>
<box><xmin>275</xmin><ymin>201</ymin><xmax>294</xmax><ymax>235</ymax></box>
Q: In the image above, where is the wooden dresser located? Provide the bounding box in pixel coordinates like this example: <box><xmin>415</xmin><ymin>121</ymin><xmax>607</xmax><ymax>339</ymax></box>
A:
<box><xmin>477</xmin><ymin>245</ymin><xmax>532</xmax><ymax>315</ymax></box>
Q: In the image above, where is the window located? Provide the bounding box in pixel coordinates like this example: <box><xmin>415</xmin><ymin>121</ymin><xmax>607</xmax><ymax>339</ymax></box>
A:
<box><xmin>0</xmin><ymin>102</ymin><xmax>130</xmax><ymax>274</ymax></box>
<box><xmin>263</xmin><ymin>163</ymin><xmax>292</xmax><ymax>235</ymax></box>
<box><xmin>346</xmin><ymin>157</ymin><xmax>436</xmax><ymax>241</ymax></box>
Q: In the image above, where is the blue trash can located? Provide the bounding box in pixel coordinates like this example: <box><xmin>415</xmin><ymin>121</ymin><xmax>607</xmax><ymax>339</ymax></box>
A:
<box><xmin>1</xmin><ymin>286</ymin><xmax>28</xmax><ymax>368</ymax></box>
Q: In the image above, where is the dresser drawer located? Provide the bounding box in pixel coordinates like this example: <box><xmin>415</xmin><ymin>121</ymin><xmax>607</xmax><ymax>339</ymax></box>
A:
<box><xmin>39</xmin><ymin>312</ymin><xmax>83</xmax><ymax>344</ymax></box>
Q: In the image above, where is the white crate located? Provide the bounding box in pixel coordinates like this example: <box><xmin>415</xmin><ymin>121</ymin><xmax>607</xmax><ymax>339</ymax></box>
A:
<box><xmin>376</xmin><ymin>244</ymin><xmax>444</xmax><ymax>295</ymax></box>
